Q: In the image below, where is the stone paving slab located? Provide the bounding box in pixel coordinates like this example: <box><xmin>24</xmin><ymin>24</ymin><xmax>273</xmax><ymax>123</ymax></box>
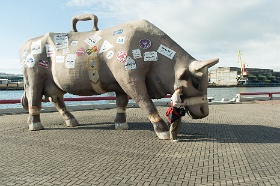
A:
<box><xmin>0</xmin><ymin>102</ymin><xmax>279</xmax><ymax>185</ymax></box>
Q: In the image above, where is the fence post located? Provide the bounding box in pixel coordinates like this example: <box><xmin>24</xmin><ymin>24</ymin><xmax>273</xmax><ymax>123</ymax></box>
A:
<box><xmin>236</xmin><ymin>94</ymin><xmax>241</xmax><ymax>102</ymax></box>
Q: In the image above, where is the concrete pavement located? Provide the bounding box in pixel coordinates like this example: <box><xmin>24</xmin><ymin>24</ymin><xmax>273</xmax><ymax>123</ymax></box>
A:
<box><xmin>0</xmin><ymin>102</ymin><xmax>279</xmax><ymax>185</ymax></box>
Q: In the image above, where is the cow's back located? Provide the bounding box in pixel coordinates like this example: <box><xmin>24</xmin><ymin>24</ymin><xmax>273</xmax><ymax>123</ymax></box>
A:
<box><xmin>20</xmin><ymin>19</ymin><xmax>186</xmax><ymax>97</ymax></box>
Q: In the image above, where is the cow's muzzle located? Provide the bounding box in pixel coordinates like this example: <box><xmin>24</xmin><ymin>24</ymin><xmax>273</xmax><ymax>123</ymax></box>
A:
<box><xmin>183</xmin><ymin>95</ymin><xmax>209</xmax><ymax>119</ymax></box>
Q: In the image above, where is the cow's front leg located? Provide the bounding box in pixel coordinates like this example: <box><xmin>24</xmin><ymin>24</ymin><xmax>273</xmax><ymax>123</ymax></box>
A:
<box><xmin>114</xmin><ymin>92</ymin><xmax>129</xmax><ymax>130</ymax></box>
<box><xmin>119</xmin><ymin>83</ymin><xmax>169</xmax><ymax>139</ymax></box>
<box><xmin>50</xmin><ymin>96</ymin><xmax>79</xmax><ymax>127</ymax></box>
<box><xmin>148</xmin><ymin>111</ymin><xmax>170</xmax><ymax>140</ymax></box>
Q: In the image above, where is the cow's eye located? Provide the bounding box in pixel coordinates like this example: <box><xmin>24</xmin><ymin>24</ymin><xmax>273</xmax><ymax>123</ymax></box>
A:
<box><xmin>192</xmin><ymin>79</ymin><xmax>199</xmax><ymax>89</ymax></box>
<box><xmin>178</xmin><ymin>72</ymin><xmax>187</xmax><ymax>80</ymax></box>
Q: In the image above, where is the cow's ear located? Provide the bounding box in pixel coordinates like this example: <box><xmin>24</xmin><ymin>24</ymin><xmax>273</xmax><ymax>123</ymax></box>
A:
<box><xmin>189</xmin><ymin>58</ymin><xmax>219</xmax><ymax>77</ymax></box>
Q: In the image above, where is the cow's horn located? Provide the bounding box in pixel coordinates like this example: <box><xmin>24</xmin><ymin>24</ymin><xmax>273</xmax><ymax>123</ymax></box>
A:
<box><xmin>189</xmin><ymin>58</ymin><xmax>219</xmax><ymax>76</ymax></box>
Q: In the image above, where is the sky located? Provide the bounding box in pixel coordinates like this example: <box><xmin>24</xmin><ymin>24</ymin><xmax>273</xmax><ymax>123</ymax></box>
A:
<box><xmin>1</xmin><ymin>0</ymin><xmax>280</xmax><ymax>74</ymax></box>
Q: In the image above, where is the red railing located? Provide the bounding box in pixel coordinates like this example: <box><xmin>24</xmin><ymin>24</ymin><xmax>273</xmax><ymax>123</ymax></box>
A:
<box><xmin>0</xmin><ymin>95</ymin><xmax>172</xmax><ymax>105</ymax></box>
<box><xmin>239</xmin><ymin>92</ymin><xmax>280</xmax><ymax>99</ymax></box>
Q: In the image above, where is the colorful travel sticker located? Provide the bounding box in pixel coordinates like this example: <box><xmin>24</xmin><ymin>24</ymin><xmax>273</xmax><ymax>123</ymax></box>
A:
<box><xmin>125</xmin><ymin>56</ymin><xmax>137</xmax><ymax>70</ymax></box>
<box><xmin>86</xmin><ymin>48</ymin><xmax>93</xmax><ymax>55</ymax></box>
<box><xmin>54</xmin><ymin>34</ymin><xmax>68</xmax><ymax>49</ymax></box>
<box><xmin>106</xmin><ymin>51</ymin><xmax>114</xmax><ymax>59</ymax></box>
<box><xmin>117</xmin><ymin>51</ymin><xmax>127</xmax><ymax>63</ymax></box>
<box><xmin>117</xmin><ymin>36</ymin><xmax>125</xmax><ymax>44</ymax></box>
<box><xmin>99</xmin><ymin>40</ymin><xmax>113</xmax><ymax>54</ymax></box>
<box><xmin>56</xmin><ymin>56</ymin><xmax>65</xmax><ymax>63</ymax></box>
<box><xmin>93</xmin><ymin>46</ymin><xmax>98</xmax><ymax>52</ymax></box>
<box><xmin>65</xmin><ymin>54</ymin><xmax>76</xmax><ymax>68</ymax></box>
<box><xmin>113</xmin><ymin>29</ymin><xmax>123</xmax><ymax>36</ymax></box>
<box><xmin>45</xmin><ymin>44</ymin><xmax>55</xmax><ymax>57</ymax></box>
<box><xmin>38</xmin><ymin>59</ymin><xmax>49</xmax><ymax>68</ymax></box>
<box><xmin>85</xmin><ymin>34</ymin><xmax>102</xmax><ymax>47</ymax></box>
<box><xmin>139</xmin><ymin>38</ymin><xmax>152</xmax><ymax>49</ymax></box>
<box><xmin>144</xmin><ymin>51</ymin><xmax>158</xmax><ymax>61</ymax></box>
<box><xmin>76</xmin><ymin>47</ymin><xmax>85</xmax><ymax>57</ymax></box>
<box><xmin>132</xmin><ymin>49</ymin><xmax>142</xmax><ymax>59</ymax></box>
<box><xmin>86</xmin><ymin>46</ymin><xmax>98</xmax><ymax>55</ymax></box>
<box><xmin>26</xmin><ymin>54</ymin><xmax>35</xmax><ymax>68</ymax></box>
<box><xmin>157</xmin><ymin>44</ymin><xmax>176</xmax><ymax>59</ymax></box>
<box><xmin>86</xmin><ymin>57</ymin><xmax>99</xmax><ymax>70</ymax></box>
<box><xmin>31</xmin><ymin>40</ymin><xmax>42</xmax><ymax>54</ymax></box>
<box><xmin>71</xmin><ymin>41</ymin><xmax>78</xmax><ymax>46</ymax></box>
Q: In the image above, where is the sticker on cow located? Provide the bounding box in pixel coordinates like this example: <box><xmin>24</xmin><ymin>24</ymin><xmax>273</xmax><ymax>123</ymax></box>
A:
<box><xmin>19</xmin><ymin>14</ymin><xmax>219</xmax><ymax>140</ymax></box>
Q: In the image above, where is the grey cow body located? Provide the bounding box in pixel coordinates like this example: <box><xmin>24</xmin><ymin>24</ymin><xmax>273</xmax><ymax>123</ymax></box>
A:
<box><xmin>20</xmin><ymin>18</ymin><xmax>218</xmax><ymax>139</ymax></box>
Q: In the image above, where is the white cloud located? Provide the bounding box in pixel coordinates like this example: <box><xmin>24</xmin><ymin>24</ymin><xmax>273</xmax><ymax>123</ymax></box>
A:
<box><xmin>64</xmin><ymin>0</ymin><xmax>280</xmax><ymax>71</ymax></box>
<box><xmin>2</xmin><ymin>0</ymin><xmax>280</xmax><ymax>74</ymax></box>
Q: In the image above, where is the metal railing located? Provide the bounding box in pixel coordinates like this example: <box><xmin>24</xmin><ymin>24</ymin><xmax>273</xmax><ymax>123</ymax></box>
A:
<box><xmin>238</xmin><ymin>92</ymin><xmax>280</xmax><ymax>100</ymax></box>
<box><xmin>0</xmin><ymin>95</ymin><xmax>172</xmax><ymax>105</ymax></box>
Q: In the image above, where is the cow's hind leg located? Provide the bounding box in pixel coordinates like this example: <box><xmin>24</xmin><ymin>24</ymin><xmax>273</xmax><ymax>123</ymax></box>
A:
<box><xmin>23</xmin><ymin>87</ymin><xmax>44</xmax><ymax>131</ymax></box>
<box><xmin>115</xmin><ymin>92</ymin><xmax>129</xmax><ymax>130</ymax></box>
<box><xmin>50</xmin><ymin>96</ymin><xmax>79</xmax><ymax>127</ymax></box>
<box><xmin>28</xmin><ymin>107</ymin><xmax>44</xmax><ymax>131</ymax></box>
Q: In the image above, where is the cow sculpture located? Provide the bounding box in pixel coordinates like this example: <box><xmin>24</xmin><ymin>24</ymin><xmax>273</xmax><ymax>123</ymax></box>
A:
<box><xmin>19</xmin><ymin>14</ymin><xmax>218</xmax><ymax>140</ymax></box>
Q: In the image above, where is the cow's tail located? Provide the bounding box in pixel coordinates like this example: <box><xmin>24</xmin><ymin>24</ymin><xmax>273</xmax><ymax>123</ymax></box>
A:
<box><xmin>21</xmin><ymin>89</ymin><xmax>28</xmax><ymax>111</ymax></box>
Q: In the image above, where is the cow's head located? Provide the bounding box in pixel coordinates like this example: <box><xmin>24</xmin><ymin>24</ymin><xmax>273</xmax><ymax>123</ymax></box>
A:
<box><xmin>175</xmin><ymin>58</ymin><xmax>219</xmax><ymax>119</ymax></box>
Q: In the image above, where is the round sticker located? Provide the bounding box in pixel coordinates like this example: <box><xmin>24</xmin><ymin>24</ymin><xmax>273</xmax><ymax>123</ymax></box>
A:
<box><xmin>76</xmin><ymin>48</ymin><xmax>85</xmax><ymax>57</ymax></box>
<box><xmin>139</xmin><ymin>38</ymin><xmax>152</xmax><ymax>49</ymax></box>
<box><xmin>106</xmin><ymin>51</ymin><xmax>114</xmax><ymax>59</ymax></box>
<box><xmin>26</xmin><ymin>54</ymin><xmax>35</xmax><ymax>68</ymax></box>
<box><xmin>117</xmin><ymin>50</ymin><xmax>127</xmax><ymax>63</ymax></box>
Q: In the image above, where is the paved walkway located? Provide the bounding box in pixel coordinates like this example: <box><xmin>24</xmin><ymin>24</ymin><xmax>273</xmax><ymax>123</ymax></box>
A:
<box><xmin>0</xmin><ymin>102</ymin><xmax>279</xmax><ymax>186</ymax></box>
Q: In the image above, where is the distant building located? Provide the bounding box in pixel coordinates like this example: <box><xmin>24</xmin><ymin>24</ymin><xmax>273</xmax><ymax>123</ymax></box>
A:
<box><xmin>209</xmin><ymin>67</ymin><xmax>239</xmax><ymax>86</ymax></box>
<box><xmin>209</xmin><ymin>67</ymin><xmax>280</xmax><ymax>86</ymax></box>
<box><xmin>0</xmin><ymin>79</ymin><xmax>9</xmax><ymax>84</ymax></box>
<box><xmin>0</xmin><ymin>73</ymin><xmax>23</xmax><ymax>83</ymax></box>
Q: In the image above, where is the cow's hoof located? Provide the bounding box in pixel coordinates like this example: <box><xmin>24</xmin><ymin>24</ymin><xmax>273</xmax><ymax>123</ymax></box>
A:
<box><xmin>66</xmin><ymin>118</ymin><xmax>79</xmax><ymax>127</ymax></box>
<box><xmin>29</xmin><ymin>122</ymin><xmax>44</xmax><ymax>131</ymax></box>
<box><xmin>115</xmin><ymin>122</ymin><xmax>129</xmax><ymax>130</ymax></box>
<box><xmin>156</xmin><ymin>131</ymin><xmax>170</xmax><ymax>140</ymax></box>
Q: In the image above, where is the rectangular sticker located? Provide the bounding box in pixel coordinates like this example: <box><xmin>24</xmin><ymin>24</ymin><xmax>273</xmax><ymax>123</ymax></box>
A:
<box><xmin>56</xmin><ymin>56</ymin><xmax>65</xmax><ymax>63</ymax></box>
<box><xmin>85</xmin><ymin>34</ymin><xmax>102</xmax><ymax>47</ymax></box>
<box><xmin>157</xmin><ymin>44</ymin><xmax>176</xmax><ymax>59</ymax></box>
<box><xmin>113</xmin><ymin>29</ymin><xmax>123</xmax><ymax>36</ymax></box>
<box><xmin>65</xmin><ymin>54</ymin><xmax>76</xmax><ymax>68</ymax></box>
<box><xmin>21</xmin><ymin>50</ymin><xmax>27</xmax><ymax>58</ymax></box>
<box><xmin>125</xmin><ymin>56</ymin><xmax>137</xmax><ymax>70</ymax></box>
<box><xmin>132</xmin><ymin>49</ymin><xmax>142</xmax><ymax>59</ymax></box>
<box><xmin>117</xmin><ymin>36</ymin><xmax>125</xmax><ymax>44</ymax></box>
<box><xmin>144</xmin><ymin>51</ymin><xmax>158</xmax><ymax>61</ymax></box>
<box><xmin>71</xmin><ymin>41</ymin><xmax>78</xmax><ymax>46</ymax></box>
<box><xmin>31</xmin><ymin>40</ymin><xmax>42</xmax><ymax>54</ymax></box>
<box><xmin>54</xmin><ymin>34</ymin><xmax>68</xmax><ymax>49</ymax></box>
<box><xmin>99</xmin><ymin>40</ymin><xmax>113</xmax><ymax>54</ymax></box>
<box><xmin>45</xmin><ymin>44</ymin><xmax>55</xmax><ymax>57</ymax></box>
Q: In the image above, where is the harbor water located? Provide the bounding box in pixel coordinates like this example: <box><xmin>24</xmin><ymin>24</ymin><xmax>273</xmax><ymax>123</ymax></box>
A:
<box><xmin>1</xmin><ymin>87</ymin><xmax>280</xmax><ymax>109</ymax></box>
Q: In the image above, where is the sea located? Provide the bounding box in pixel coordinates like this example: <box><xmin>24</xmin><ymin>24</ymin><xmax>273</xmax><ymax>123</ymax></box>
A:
<box><xmin>1</xmin><ymin>87</ymin><xmax>280</xmax><ymax>109</ymax></box>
